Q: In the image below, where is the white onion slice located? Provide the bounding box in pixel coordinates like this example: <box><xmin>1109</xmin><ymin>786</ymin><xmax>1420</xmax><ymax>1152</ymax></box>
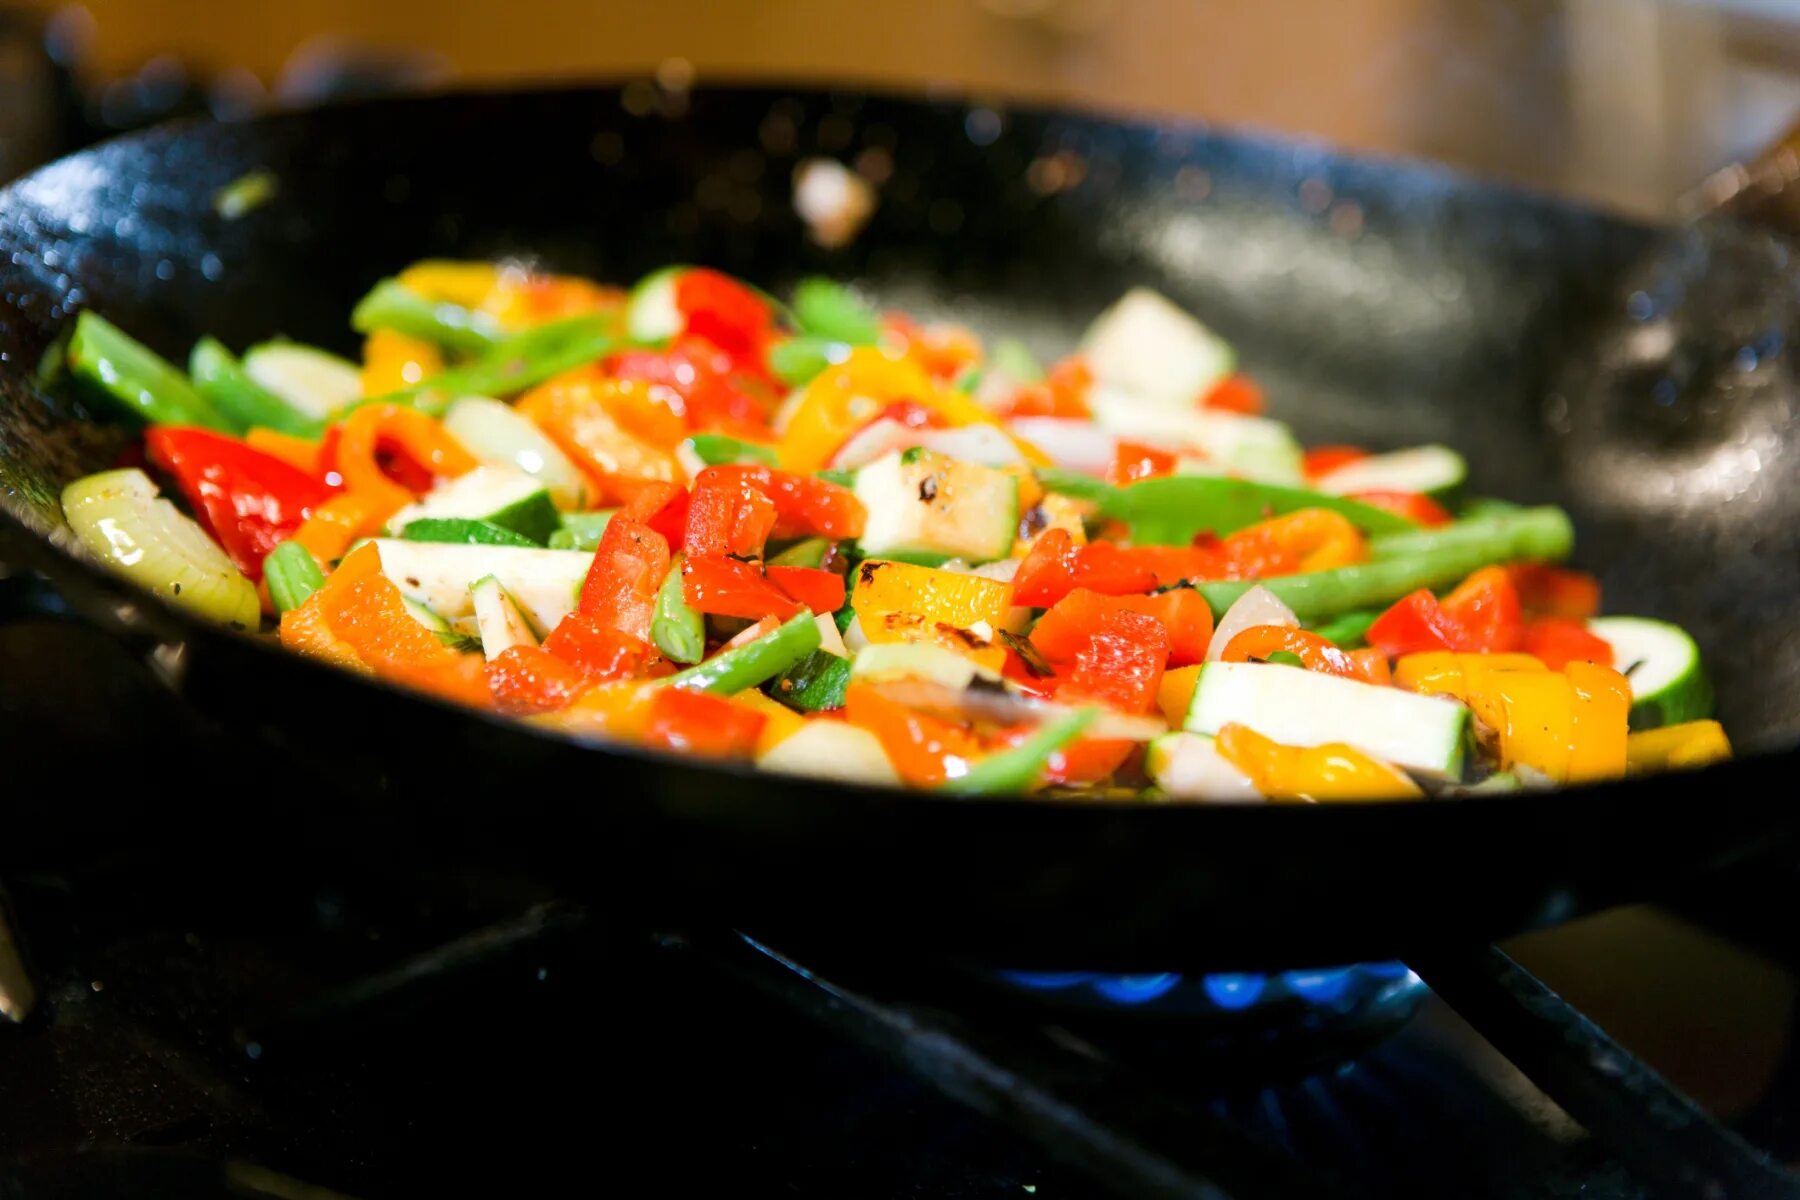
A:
<box><xmin>829</xmin><ymin>417</ymin><xmax>919</xmax><ymax>469</ymax></box>
<box><xmin>1005</xmin><ymin>417</ymin><xmax>1118</xmax><ymax>473</ymax></box>
<box><xmin>1206</xmin><ymin>584</ymin><xmax>1299</xmax><ymax>662</ymax></box>
<box><xmin>917</xmin><ymin>425</ymin><xmax>1025</xmax><ymax>466</ymax></box>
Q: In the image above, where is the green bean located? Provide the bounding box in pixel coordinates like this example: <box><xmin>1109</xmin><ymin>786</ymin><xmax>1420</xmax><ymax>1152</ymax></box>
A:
<box><xmin>768</xmin><ymin>335</ymin><xmax>843</xmax><ymax>386</ymax></box>
<box><xmin>1195</xmin><ymin>506</ymin><xmax>1574</xmax><ymax>621</ymax></box>
<box><xmin>792</xmin><ymin>278</ymin><xmax>881</xmax><ymax>345</ymax></box>
<box><xmin>687</xmin><ymin>432</ymin><xmax>779</xmax><ymax>467</ymax></box>
<box><xmin>939</xmin><ymin>707</ymin><xmax>1098</xmax><ymax>796</ymax></box>
<box><xmin>188</xmin><ymin>337</ymin><xmax>323</xmax><ymax>437</ymax></box>
<box><xmin>1308</xmin><ymin>609</ymin><xmax>1379</xmax><ymax>648</ymax></box>
<box><xmin>350</xmin><ymin>278</ymin><xmax>504</xmax><ymax>354</ymax></box>
<box><xmin>1363</xmin><ymin>507</ymin><xmax>1574</xmax><ymax>561</ymax></box>
<box><xmin>1034</xmin><ymin>468</ymin><xmax>1119</xmax><ymax>505</ymax></box>
<box><xmin>366</xmin><ymin>315</ymin><xmax>617</xmax><ymax>414</ymax></box>
<box><xmin>666</xmin><ymin>611</ymin><xmax>821</xmax><ymax>694</ymax></box>
<box><xmin>651</xmin><ymin>559</ymin><xmax>706</xmax><ymax>665</ymax></box>
<box><xmin>66</xmin><ymin>311</ymin><xmax>234</xmax><ymax>431</ymax></box>
<box><xmin>1098</xmin><ymin>475</ymin><xmax>1416</xmax><ymax>543</ymax></box>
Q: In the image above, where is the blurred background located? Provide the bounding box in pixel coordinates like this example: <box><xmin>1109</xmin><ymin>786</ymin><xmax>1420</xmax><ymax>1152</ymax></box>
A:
<box><xmin>3</xmin><ymin>0</ymin><xmax>1800</xmax><ymax>219</ymax></box>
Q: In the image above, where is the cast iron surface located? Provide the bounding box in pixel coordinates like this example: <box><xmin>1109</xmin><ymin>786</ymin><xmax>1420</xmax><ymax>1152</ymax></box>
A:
<box><xmin>0</xmin><ymin>83</ymin><xmax>1796</xmax><ymax>969</ymax></box>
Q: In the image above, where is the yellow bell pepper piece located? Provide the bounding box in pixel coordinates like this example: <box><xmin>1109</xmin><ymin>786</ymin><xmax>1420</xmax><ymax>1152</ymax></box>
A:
<box><xmin>481</xmin><ymin>272</ymin><xmax>623</xmax><ymax>327</ymax></box>
<box><xmin>779</xmin><ymin>348</ymin><xmax>929</xmax><ymax>471</ymax></box>
<box><xmin>1394</xmin><ymin>652</ymin><xmax>1631</xmax><ymax>785</ymax></box>
<box><xmin>1565</xmin><ymin>660</ymin><xmax>1631</xmax><ymax>783</ymax></box>
<box><xmin>1157</xmin><ymin>665</ymin><xmax>1202</xmax><ymax>727</ymax></box>
<box><xmin>778</xmin><ymin>347</ymin><xmax>1049</xmax><ymax>471</ymax></box>
<box><xmin>530</xmin><ymin>680</ymin><xmax>662</xmax><ymax>741</ymax></box>
<box><xmin>1626</xmin><ymin>720</ymin><xmax>1733</xmax><ymax>774</ymax></box>
<box><xmin>361</xmin><ymin>330</ymin><xmax>444</xmax><ymax>396</ymax></box>
<box><xmin>858</xmin><ymin>610</ymin><xmax>1007</xmax><ymax>673</ymax></box>
<box><xmin>1393</xmin><ymin>652</ymin><xmax>1547</xmax><ymax>694</ymax></box>
<box><xmin>851</xmin><ymin>560</ymin><xmax>1016</xmax><ymax>673</ymax></box>
<box><xmin>851</xmin><ymin>560</ymin><xmax>1014</xmax><ymax>631</ymax></box>
<box><xmin>731</xmin><ymin>690</ymin><xmax>809</xmax><ymax>756</ymax></box>
<box><xmin>397</xmin><ymin>260</ymin><xmax>504</xmax><ymax>308</ymax></box>
<box><xmin>1215</xmin><ymin>723</ymin><xmax>1421</xmax><ymax>802</ymax></box>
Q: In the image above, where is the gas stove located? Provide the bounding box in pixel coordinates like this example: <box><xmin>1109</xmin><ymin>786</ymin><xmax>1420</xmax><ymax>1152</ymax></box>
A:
<box><xmin>3</xmin><ymin>571</ymin><xmax>1800</xmax><ymax>1199</ymax></box>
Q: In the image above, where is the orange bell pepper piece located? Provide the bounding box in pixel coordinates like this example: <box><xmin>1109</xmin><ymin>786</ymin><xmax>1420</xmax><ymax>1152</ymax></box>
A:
<box><xmin>335</xmin><ymin>403</ymin><xmax>478</xmax><ymax>515</ymax></box>
<box><xmin>1220</xmin><ymin>624</ymin><xmax>1381</xmax><ymax>683</ymax></box>
<box><xmin>245</xmin><ymin>427</ymin><xmax>328</xmax><ymax>476</ymax></box>
<box><xmin>1219</xmin><ymin>508</ymin><xmax>1365</xmax><ymax>578</ymax></box>
<box><xmin>844</xmin><ymin>681</ymin><xmax>982</xmax><ymax>787</ymax></box>
<box><xmin>286</xmin><ymin>492</ymin><xmax>381</xmax><ymax>565</ymax></box>
<box><xmin>516</xmin><ymin>373</ymin><xmax>683</xmax><ymax>503</ymax></box>
<box><xmin>280</xmin><ymin>543</ymin><xmax>489</xmax><ymax>707</ymax></box>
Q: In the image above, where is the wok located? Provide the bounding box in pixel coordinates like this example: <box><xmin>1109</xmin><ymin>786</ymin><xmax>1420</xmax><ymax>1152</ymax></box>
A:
<box><xmin>0</xmin><ymin>84</ymin><xmax>1795</xmax><ymax>970</ymax></box>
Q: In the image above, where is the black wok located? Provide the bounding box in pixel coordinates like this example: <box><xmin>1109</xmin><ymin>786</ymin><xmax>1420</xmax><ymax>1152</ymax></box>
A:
<box><xmin>0</xmin><ymin>84</ymin><xmax>1795</xmax><ymax>970</ymax></box>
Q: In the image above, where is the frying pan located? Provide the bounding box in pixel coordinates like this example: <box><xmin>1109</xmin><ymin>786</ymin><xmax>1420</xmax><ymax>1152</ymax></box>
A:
<box><xmin>0</xmin><ymin>84</ymin><xmax>1795</xmax><ymax>971</ymax></box>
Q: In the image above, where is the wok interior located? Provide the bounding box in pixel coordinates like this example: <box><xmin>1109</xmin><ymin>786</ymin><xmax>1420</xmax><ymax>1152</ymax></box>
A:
<box><xmin>0</xmin><ymin>86</ymin><xmax>1795</xmax><ymax>752</ymax></box>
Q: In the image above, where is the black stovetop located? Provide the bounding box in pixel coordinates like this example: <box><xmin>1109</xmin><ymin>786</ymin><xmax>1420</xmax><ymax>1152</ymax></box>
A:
<box><xmin>4</xmin><ymin>585</ymin><xmax>1800</xmax><ymax>1199</ymax></box>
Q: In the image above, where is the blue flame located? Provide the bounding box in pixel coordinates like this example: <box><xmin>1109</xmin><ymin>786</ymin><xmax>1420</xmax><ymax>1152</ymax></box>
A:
<box><xmin>994</xmin><ymin>963</ymin><xmax>1414</xmax><ymax>1013</ymax></box>
<box><xmin>1203</xmin><ymin>973</ymin><xmax>1269</xmax><ymax>1010</ymax></box>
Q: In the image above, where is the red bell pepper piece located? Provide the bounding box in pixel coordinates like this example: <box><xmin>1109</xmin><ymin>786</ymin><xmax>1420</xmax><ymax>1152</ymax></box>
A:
<box><xmin>1106</xmin><ymin>441</ymin><xmax>1179</xmax><ymax>486</ymax></box>
<box><xmin>1055</xmin><ymin>608</ymin><xmax>1170</xmax><ymax>714</ymax></box>
<box><xmin>607</xmin><ymin>337</ymin><xmax>780</xmax><ymax>435</ymax></box>
<box><xmin>682</xmin><ymin>556</ymin><xmax>805</xmax><ymax>621</ymax></box>
<box><xmin>703</xmin><ymin>464</ymin><xmax>865</xmax><ymax>540</ymax></box>
<box><xmin>1302</xmin><ymin>445</ymin><xmax>1368</xmax><ymax>479</ymax></box>
<box><xmin>685</xmin><ymin>467</ymin><xmax>779</xmax><ymax>558</ymax></box>
<box><xmin>1013</xmin><ymin>529</ymin><xmax>1223</xmax><ymax>608</ymax></box>
<box><xmin>765</xmin><ymin>565</ymin><xmax>846</xmax><ymax>615</ymax></box>
<box><xmin>1347</xmin><ymin>489</ymin><xmax>1453</xmax><ymax>527</ymax></box>
<box><xmin>1508</xmin><ymin>564</ymin><xmax>1602</xmax><ymax>619</ymax></box>
<box><xmin>576</xmin><ymin>517</ymin><xmax>671</xmax><ymax>642</ymax></box>
<box><xmin>543</xmin><ymin>612</ymin><xmax>655</xmax><ymax>681</ymax></box>
<box><xmin>487</xmin><ymin>644</ymin><xmax>592</xmax><ymax>715</ymax></box>
<box><xmin>1000</xmin><ymin>356</ymin><xmax>1093</xmax><ymax>420</ymax></box>
<box><xmin>1366</xmin><ymin>566</ymin><xmax>1524</xmax><ymax>657</ymax></box>
<box><xmin>1014</xmin><ymin>533</ymin><xmax>1148</xmax><ymax>604</ymax></box>
<box><xmin>1199</xmin><ymin>373</ymin><xmax>1264</xmax><ymax>414</ymax></box>
<box><xmin>643</xmin><ymin>687</ymin><xmax>765</xmax><ymax>759</ymax></box>
<box><xmin>673</xmin><ymin>269</ymin><xmax>776</xmax><ymax>363</ymax></box>
<box><xmin>1440</xmin><ymin>566</ymin><xmax>1523</xmax><ymax>653</ymax></box>
<box><xmin>618</xmin><ymin>480</ymin><xmax>691</xmax><ymax>552</ymax></box>
<box><xmin>144</xmin><ymin>426</ymin><xmax>332</xmax><ymax>580</ymax></box>
<box><xmin>1366</xmin><ymin>589</ymin><xmax>1465</xmax><ymax>658</ymax></box>
<box><xmin>1029</xmin><ymin>586</ymin><xmax>1211</xmax><ymax>668</ymax></box>
<box><xmin>1522</xmin><ymin>617</ymin><xmax>1615</xmax><ymax>671</ymax></box>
